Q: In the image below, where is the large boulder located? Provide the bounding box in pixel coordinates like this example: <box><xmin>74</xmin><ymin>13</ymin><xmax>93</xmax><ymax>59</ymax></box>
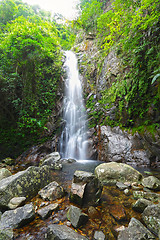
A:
<box><xmin>70</xmin><ymin>170</ymin><xmax>102</xmax><ymax>206</ymax></box>
<box><xmin>95</xmin><ymin>162</ymin><xmax>142</xmax><ymax>185</ymax></box>
<box><xmin>46</xmin><ymin>224</ymin><xmax>88</xmax><ymax>240</ymax></box>
<box><xmin>118</xmin><ymin>217</ymin><xmax>156</xmax><ymax>240</ymax></box>
<box><xmin>0</xmin><ymin>165</ymin><xmax>52</xmax><ymax>209</ymax></box>
<box><xmin>142</xmin><ymin>204</ymin><xmax>160</xmax><ymax>236</ymax></box>
<box><xmin>98</xmin><ymin>126</ymin><xmax>151</xmax><ymax>167</ymax></box>
<box><xmin>0</xmin><ymin>203</ymin><xmax>35</xmax><ymax>229</ymax></box>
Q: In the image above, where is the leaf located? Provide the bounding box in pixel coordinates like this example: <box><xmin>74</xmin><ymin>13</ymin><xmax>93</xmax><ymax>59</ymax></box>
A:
<box><xmin>151</xmin><ymin>73</ymin><xmax>160</xmax><ymax>84</ymax></box>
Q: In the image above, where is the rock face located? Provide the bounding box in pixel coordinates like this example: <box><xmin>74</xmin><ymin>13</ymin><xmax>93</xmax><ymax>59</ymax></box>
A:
<box><xmin>95</xmin><ymin>162</ymin><xmax>142</xmax><ymax>185</ymax></box>
<box><xmin>98</xmin><ymin>126</ymin><xmax>151</xmax><ymax>167</ymax></box>
<box><xmin>142</xmin><ymin>176</ymin><xmax>160</xmax><ymax>190</ymax></box>
<box><xmin>70</xmin><ymin>170</ymin><xmax>102</xmax><ymax>206</ymax></box>
<box><xmin>67</xmin><ymin>205</ymin><xmax>88</xmax><ymax>228</ymax></box>
<box><xmin>0</xmin><ymin>168</ymin><xmax>12</xmax><ymax>181</ymax></box>
<box><xmin>0</xmin><ymin>165</ymin><xmax>52</xmax><ymax>209</ymax></box>
<box><xmin>46</xmin><ymin>224</ymin><xmax>88</xmax><ymax>240</ymax></box>
<box><xmin>118</xmin><ymin>217</ymin><xmax>156</xmax><ymax>240</ymax></box>
<box><xmin>142</xmin><ymin>204</ymin><xmax>160</xmax><ymax>236</ymax></box>
<box><xmin>38</xmin><ymin>181</ymin><xmax>64</xmax><ymax>201</ymax></box>
<box><xmin>0</xmin><ymin>203</ymin><xmax>35</xmax><ymax>229</ymax></box>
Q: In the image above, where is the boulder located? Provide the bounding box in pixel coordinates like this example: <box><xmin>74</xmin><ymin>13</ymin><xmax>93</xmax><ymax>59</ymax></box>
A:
<box><xmin>118</xmin><ymin>217</ymin><xmax>156</xmax><ymax>240</ymax></box>
<box><xmin>0</xmin><ymin>228</ymin><xmax>14</xmax><ymax>240</ymax></box>
<box><xmin>95</xmin><ymin>162</ymin><xmax>142</xmax><ymax>185</ymax></box>
<box><xmin>132</xmin><ymin>198</ymin><xmax>152</xmax><ymax>213</ymax></box>
<box><xmin>8</xmin><ymin>197</ymin><xmax>26</xmax><ymax>210</ymax></box>
<box><xmin>0</xmin><ymin>168</ymin><xmax>12</xmax><ymax>181</ymax></box>
<box><xmin>142</xmin><ymin>204</ymin><xmax>160</xmax><ymax>236</ymax></box>
<box><xmin>70</xmin><ymin>170</ymin><xmax>102</xmax><ymax>206</ymax></box>
<box><xmin>142</xmin><ymin>176</ymin><xmax>160</xmax><ymax>191</ymax></box>
<box><xmin>0</xmin><ymin>165</ymin><xmax>52</xmax><ymax>209</ymax></box>
<box><xmin>37</xmin><ymin>203</ymin><xmax>59</xmax><ymax>219</ymax></box>
<box><xmin>41</xmin><ymin>152</ymin><xmax>62</xmax><ymax>170</ymax></box>
<box><xmin>38</xmin><ymin>181</ymin><xmax>64</xmax><ymax>201</ymax></box>
<box><xmin>67</xmin><ymin>205</ymin><xmax>88</xmax><ymax>228</ymax></box>
<box><xmin>0</xmin><ymin>203</ymin><xmax>35</xmax><ymax>229</ymax></box>
<box><xmin>46</xmin><ymin>224</ymin><xmax>88</xmax><ymax>240</ymax></box>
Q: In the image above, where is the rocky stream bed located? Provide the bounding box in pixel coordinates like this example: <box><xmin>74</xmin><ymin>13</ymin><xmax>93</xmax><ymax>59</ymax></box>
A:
<box><xmin>0</xmin><ymin>153</ymin><xmax>160</xmax><ymax>240</ymax></box>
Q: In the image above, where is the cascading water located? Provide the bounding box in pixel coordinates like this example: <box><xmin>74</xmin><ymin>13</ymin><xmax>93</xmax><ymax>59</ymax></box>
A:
<box><xmin>60</xmin><ymin>51</ymin><xmax>87</xmax><ymax>160</ymax></box>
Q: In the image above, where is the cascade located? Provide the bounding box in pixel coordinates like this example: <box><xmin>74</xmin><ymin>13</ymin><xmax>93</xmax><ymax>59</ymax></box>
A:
<box><xmin>60</xmin><ymin>51</ymin><xmax>87</xmax><ymax>160</ymax></box>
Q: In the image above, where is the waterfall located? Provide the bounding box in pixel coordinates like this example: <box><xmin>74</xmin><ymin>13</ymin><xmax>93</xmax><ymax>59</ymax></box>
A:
<box><xmin>60</xmin><ymin>51</ymin><xmax>87</xmax><ymax>160</ymax></box>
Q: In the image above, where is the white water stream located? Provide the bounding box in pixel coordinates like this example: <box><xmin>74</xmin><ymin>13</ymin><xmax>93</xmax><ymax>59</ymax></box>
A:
<box><xmin>60</xmin><ymin>51</ymin><xmax>87</xmax><ymax>160</ymax></box>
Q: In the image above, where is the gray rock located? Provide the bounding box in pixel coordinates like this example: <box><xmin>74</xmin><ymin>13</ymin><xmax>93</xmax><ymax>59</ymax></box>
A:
<box><xmin>0</xmin><ymin>168</ymin><xmax>12</xmax><ymax>181</ymax></box>
<box><xmin>70</xmin><ymin>170</ymin><xmax>102</xmax><ymax>206</ymax></box>
<box><xmin>142</xmin><ymin>176</ymin><xmax>160</xmax><ymax>191</ymax></box>
<box><xmin>118</xmin><ymin>217</ymin><xmax>156</xmax><ymax>240</ymax></box>
<box><xmin>46</xmin><ymin>224</ymin><xmax>88</xmax><ymax>239</ymax></box>
<box><xmin>8</xmin><ymin>197</ymin><xmax>26</xmax><ymax>209</ymax></box>
<box><xmin>0</xmin><ymin>203</ymin><xmax>35</xmax><ymax>229</ymax></box>
<box><xmin>38</xmin><ymin>181</ymin><xmax>64</xmax><ymax>201</ymax></box>
<box><xmin>94</xmin><ymin>231</ymin><xmax>105</xmax><ymax>240</ymax></box>
<box><xmin>67</xmin><ymin>205</ymin><xmax>88</xmax><ymax>228</ymax></box>
<box><xmin>0</xmin><ymin>165</ymin><xmax>52</xmax><ymax>209</ymax></box>
<box><xmin>116</xmin><ymin>182</ymin><xmax>129</xmax><ymax>190</ymax></box>
<box><xmin>132</xmin><ymin>198</ymin><xmax>152</xmax><ymax>213</ymax></box>
<box><xmin>95</xmin><ymin>162</ymin><xmax>142</xmax><ymax>185</ymax></box>
<box><xmin>0</xmin><ymin>228</ymin><xmax>14</xmax><ymax>240</ymax></box>
<box><xmin>41</xmin><ymin>152</ymin><xmax>62</xmax><ymax>170</ymax></box>
<box><xmin>133</xmin><ymin>191</ymin><xmax>160</xmax><ymax>202</ymax></box>
<box><xmin>142</xmin><ymin>204</ymin><xmax>160</xmax><ymax>236</ymax></box>
<box><xmin>37</xmin><ymin>203</ymin><xmax>59</xmax><ymax>219</ymax></box>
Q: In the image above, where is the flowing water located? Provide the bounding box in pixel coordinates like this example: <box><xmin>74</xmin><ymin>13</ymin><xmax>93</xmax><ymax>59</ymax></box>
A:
<box><xmin>60</xmin><ymin>51</ymin><xmax>87</xmax><ymax>160</ymax></box>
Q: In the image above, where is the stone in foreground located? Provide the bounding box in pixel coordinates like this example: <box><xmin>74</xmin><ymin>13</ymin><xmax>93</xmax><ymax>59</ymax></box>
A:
<box><xmin>132</xmin><ymin>198</ymin><xmax>152</xmax><ymax>213</ymax></box>
<box><xmin>95</xmin><ymin>162</ymin><xmax>142</xmax><ymax>185</ymax></box>
<box><xmin>70</xmin><ymin>170</ymin><xmax>102</xmax><ymax>206</ymax></box>
<box><xmin>142</xmin><ymin>204</ymin><xmax>160</xmax><ymax>236</ymax></box>
<box><xmin>93</xmin><ymin>231</ymin><xmax>105</xmax><ymax>240</ymax></box>
<box><xmin>0</xmin><ymin>203</ymin><xmax>35</xmax><ymax>229</ymax></box>
<box><xmin>0</xmin><ymin>165</ymin><xmax>52</xmax><ymax>209</ymax></box>
<box><xmin>37</xmin><ymin>203</ymin><xmax>59</xmax><ymax>219</ymax></box>
<box><xmin>8</xmin><ymin>197</ymin><xmax>26</xmax><ymax>210</ymax></box>
<box><xmin>67</xmin><ymin>205</ymin><xmax>88</xmax><ymax>228</ymax></box>
<box><xmin>46</xmin><ymin>224</ymin><xmax>88</xmax><ymax>239</ymax></box>
<box><xmin>118</xmin><ymin>217</ymin><xmax>156</xmax><ymax>240</ymax></box>
<box><xmin>38</xmin><ymin>181</ymin><xmax>64</xmax><ymax>201</ymax></box>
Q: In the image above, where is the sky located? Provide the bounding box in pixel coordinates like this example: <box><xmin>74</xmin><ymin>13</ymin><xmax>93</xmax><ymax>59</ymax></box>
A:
<box><xmin>22</xmin><ymin>0</ymin><xmax>80</xmax><ymax>20</ymax></box>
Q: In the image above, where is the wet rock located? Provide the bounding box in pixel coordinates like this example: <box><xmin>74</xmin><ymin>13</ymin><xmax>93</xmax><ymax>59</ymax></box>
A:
<box><xmin>93</xmin><ymin>230</ymin><xmax>105</xmax><ymax>240</ymax></box>
<box><xmin>0</xmin><ymin>203</ymin><xmax>35</xmax><ymax>229</ymax></box>
<box><xmin>0</xmin><ymin>168</ymin><xmax>12</xmax><ymax>181</ymax></box>
<box><xmin>67</xmin><ymin>205</ymin><xmax>88</xmax><ymax>228</ymax></box>
<box><xmin>142</xmin><ymin>204</ymin><xmax>160</xmax><ymax>236</ymax></box>
<box><xmin>0</xmin><ymin>165</ymin><xmax>52</xmax><ymax>209</ymax></box>
<box><xmin>142</xmin><ymin>176</ymin><xmax>160</xmax><ymax>191</ymax></box>
<box><xmin>70</xmin><ymin>170</ymin><xmax>102</xmax><ymax>206</ymax></box>
<box><xmin>109</xmin><ymin>204</ymin><xmax>126</xmax><ymax>221</ymax></box>
<box><xmin>132</xmin><ymin>198</ymin><xmax>152</xmax><ymax>213</ymax></box>
<box><xmin>95</xmin><ymin>162</ymin><xmax>142</xmax><ymax>185</ymax></box>
<box><xmin>0</xmin><ymin>228</ymin><xmax>14</xmax><ymax>240</ymax></box>
<box><xmin>38</xmin><ymin>181</ymin><xmax>64</xmax><ymax>201</ymax></box>
<box><xmin>2</xmin><ymin>158</ymin><xmax>14</xmax><ymax>166</ymax></box>
<box><xmin>37</xmin><ymin>203</ymin><xmax>59</xmax><ymax>219</ymax></box>
<box><xmin>41</xmin><ymin>152</ymin><xmax>62</xmax><ymax>170</ymax></box>
<box><xmin>118</xmin><ymin>217</ymin><xmax>156</xmax><ymax>240</ymax></box>
<box><xmin>133</xmin><ymin>191</ymin><xmax>160</xmax><ymax>202</ymax></box>
<box><xmin>46</xmin><ymin>224</ymin><xmax>88</xmax><ymax>239</ymax></box>
<box><xmin>98</xmin><ymin>126</ymin><xmax>151</xmax><ymax>167</ymax></box>
<box><xmin>8</xmin><ymin>197</ymin><xmax>26</xmax><ymax>210</ymax></box>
